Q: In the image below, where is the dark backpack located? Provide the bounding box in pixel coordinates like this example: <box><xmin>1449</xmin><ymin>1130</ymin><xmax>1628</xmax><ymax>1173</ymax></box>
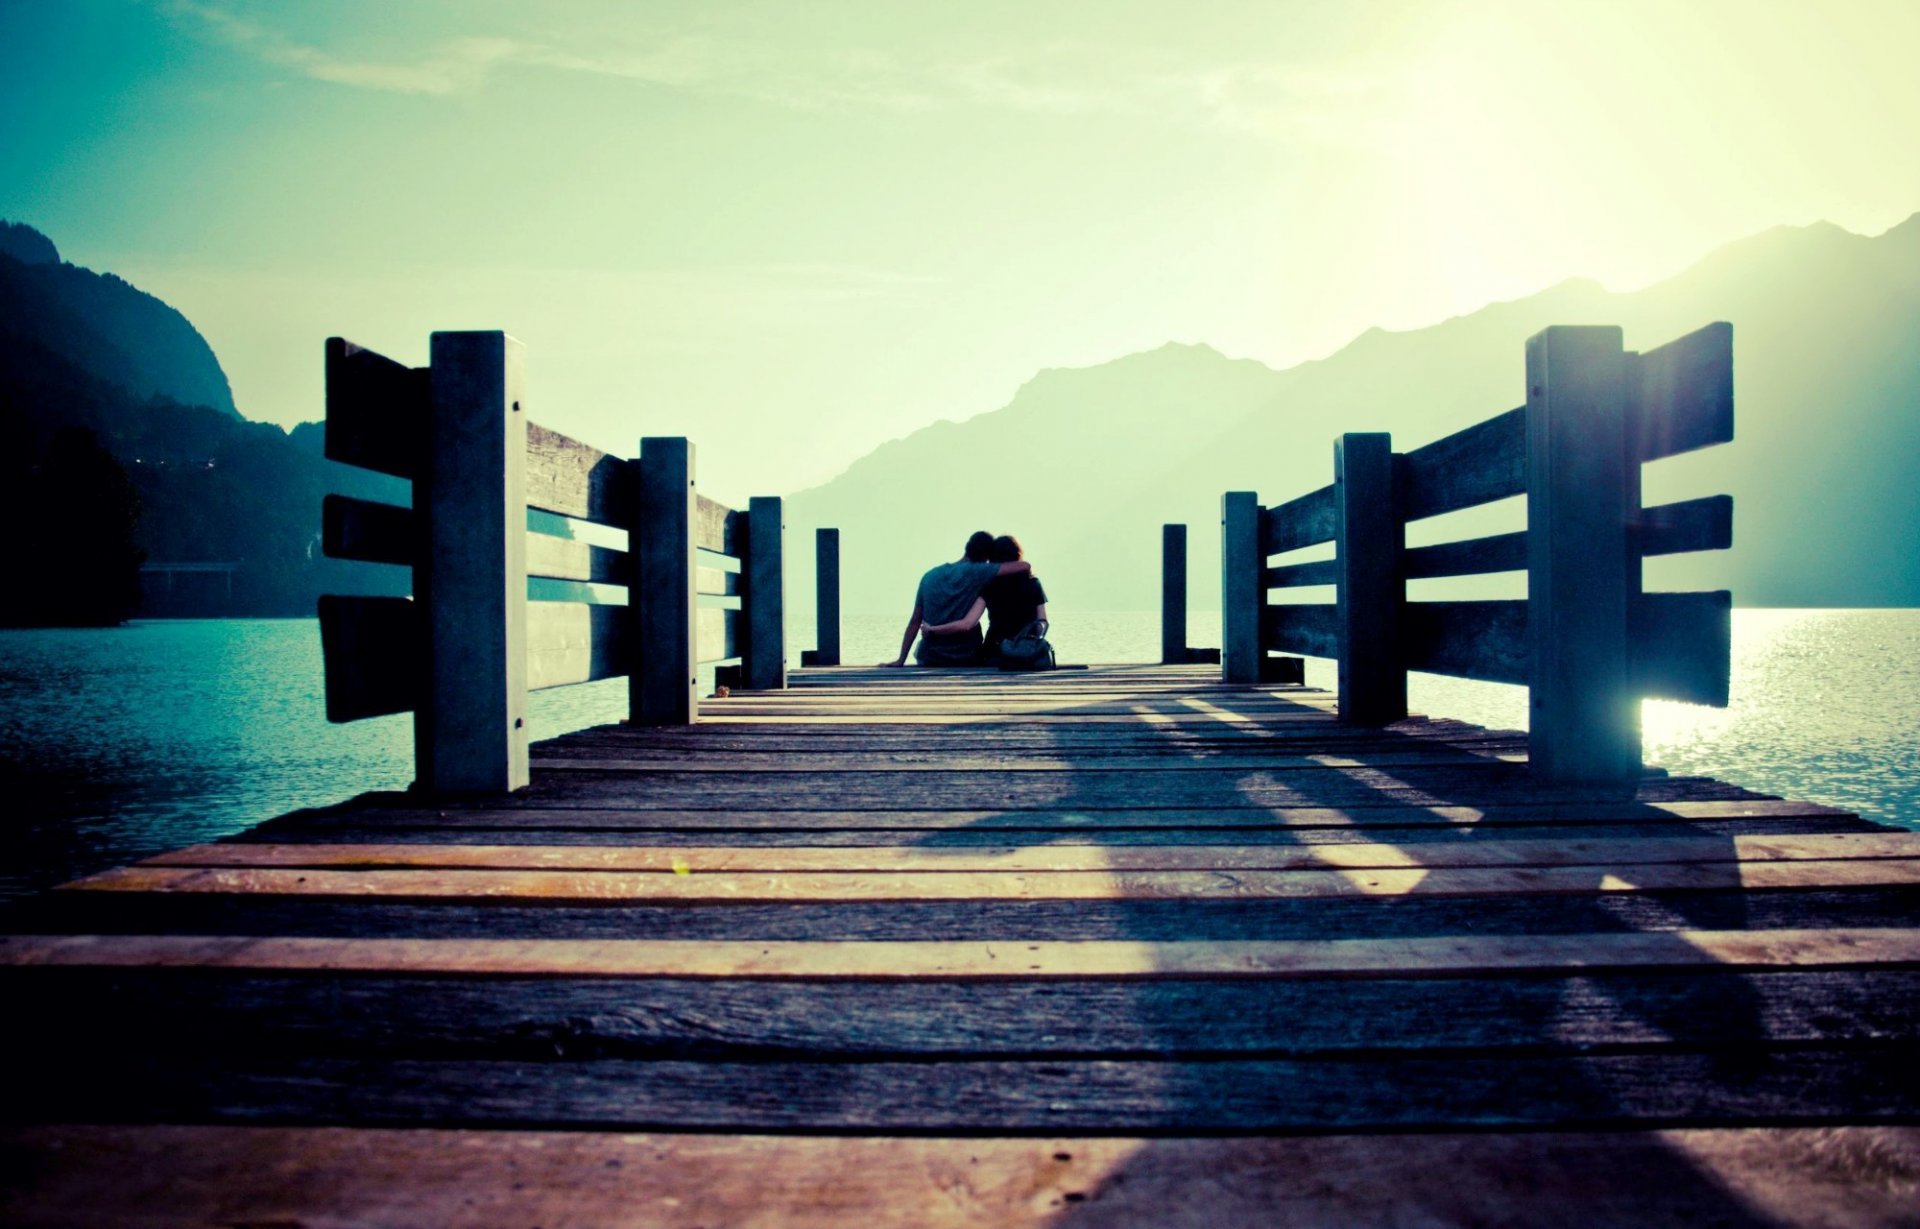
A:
<box><xmin>996</xmin><ymin>619</ymin><xmax>1056</xmax><ymax>671</ymax></box>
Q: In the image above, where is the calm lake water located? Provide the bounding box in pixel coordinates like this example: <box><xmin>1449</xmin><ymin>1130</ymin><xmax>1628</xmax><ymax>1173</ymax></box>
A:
<box><xmin>0</xmin><ymin>609</ymin><xmax>1914</xmax><ymax>898</ymax></box>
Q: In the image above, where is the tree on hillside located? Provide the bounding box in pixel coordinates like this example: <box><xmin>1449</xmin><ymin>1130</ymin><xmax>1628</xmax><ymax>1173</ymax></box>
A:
<box><xmin>0</xmin><ymin>427</ymin><xmax>145</xmax><ymax>626</ymax></box>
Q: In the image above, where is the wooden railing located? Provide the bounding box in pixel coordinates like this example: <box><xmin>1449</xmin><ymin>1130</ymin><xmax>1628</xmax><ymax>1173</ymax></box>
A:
<box><xmin>316</xmin><ymin>330</ymin><xmax>806</xmax><ymax>793</ymax></box>
<box><xmin>1223</xmin><ymin>323</ymin><xmax>1734</xmax><ymax>787</ymax></box>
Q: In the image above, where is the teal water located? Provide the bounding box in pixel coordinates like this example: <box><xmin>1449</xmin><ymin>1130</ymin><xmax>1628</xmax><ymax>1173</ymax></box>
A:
<box><xmin>1</xmin><ymin>610</ymin><xmax>1914</xmax><ymax>898</ymax></box>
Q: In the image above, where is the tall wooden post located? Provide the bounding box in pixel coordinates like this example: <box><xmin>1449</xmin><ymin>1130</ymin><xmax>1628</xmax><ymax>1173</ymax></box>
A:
<box><xmin>634</xmin><ymin>437</ymin><xmax>698</xmax><ymax>725</ymax></box>
<box><xmin>744</xmin><ymin>495</ymin><xmax>786</xmax><ymax>690</ymax></box>
<box><xmin>1335</xmin><ymin>433</ymin><xmax>1405</xmax><ymax>724</ymax></box>
<box><xmin>1526</xmin><ymin>325</ymin><xmax>1638</xmax><ymax>787</ymax></box>
<box><xmin>1161</xmin><ymin>524</ymin><xmax>1188</xmax><ymax>665</ymax></box>
<box><xmin>418</xmin><ymin>331</ymin><xmax>528</xmax><ymax>792</ymax></box>
<box><xmin>1221</xmin><ymin>492</ymin><xmax>1262</xmax><ymax>684</ymax></box>
<box><xmin>812</xmin><ymin>527</ymin><xmax>841</xmax><ymax>667</ymax></box>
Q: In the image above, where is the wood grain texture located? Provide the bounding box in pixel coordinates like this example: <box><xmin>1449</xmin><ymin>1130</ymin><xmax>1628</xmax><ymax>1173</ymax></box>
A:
<box><xmin>10</xmin><ymin>1125</ymin><xmax>1917</xmax><ymax>1229</ymax></box>
<box><xmin>524</xmin><ymin>421</ymin><xmax>631</xmax><ymax>523</ymax></box>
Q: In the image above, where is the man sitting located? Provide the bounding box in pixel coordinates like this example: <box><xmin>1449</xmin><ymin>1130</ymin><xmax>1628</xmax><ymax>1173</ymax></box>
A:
<box><xmin>880</xmin><ymin>531</ymin><xmax>1033</xmax><ymax>667</ymax></box>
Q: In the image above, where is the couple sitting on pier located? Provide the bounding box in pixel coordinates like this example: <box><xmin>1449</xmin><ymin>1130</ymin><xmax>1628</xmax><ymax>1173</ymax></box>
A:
<box><xmin>881</xmin><ymin>530</ymin><xmax>1054</xmax><ymax>669</ymax></box>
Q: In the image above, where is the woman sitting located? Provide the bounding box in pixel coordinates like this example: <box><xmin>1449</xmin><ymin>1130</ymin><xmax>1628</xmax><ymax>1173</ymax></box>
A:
<box><xmin>921</xmin><ymin>534</ymin><xmax>1049</xmax><ymax>664</ymax></box>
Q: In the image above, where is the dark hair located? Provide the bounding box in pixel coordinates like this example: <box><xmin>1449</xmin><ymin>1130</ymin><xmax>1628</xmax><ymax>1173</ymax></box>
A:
<box><xmin>964</xmin><ymin>531</ymin><xmax>994</xmax><ymax>562</ymax></box>
<box><xmin>990</xmin><ymin>534</ymin><xmax>1023</xmax><ymax>563</ymax></box>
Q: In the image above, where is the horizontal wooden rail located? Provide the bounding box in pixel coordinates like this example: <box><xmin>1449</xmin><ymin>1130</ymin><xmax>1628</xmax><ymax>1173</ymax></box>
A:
<box><xmin>1223</xmin><ymin>321</ymin><xmax>1735</xmax><ymax>787</ymax></box>
<box><xmin>318</xmin><ymin>332</ymin><xmax>815</xmax><ymax>789</ymax></box>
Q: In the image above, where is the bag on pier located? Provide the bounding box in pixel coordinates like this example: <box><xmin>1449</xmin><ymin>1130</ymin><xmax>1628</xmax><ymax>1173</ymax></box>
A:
<box><xmin>996</xmin><ymin>620</ymin><xmax>1056</xmax><ymax>671</ymax></box>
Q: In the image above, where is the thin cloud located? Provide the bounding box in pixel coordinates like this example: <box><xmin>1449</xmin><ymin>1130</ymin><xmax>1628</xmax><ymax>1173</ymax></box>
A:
<box><xmin>167</xmin><ymin>1</ymin><xmax>1389</xmax><ymax>141</ymax></box>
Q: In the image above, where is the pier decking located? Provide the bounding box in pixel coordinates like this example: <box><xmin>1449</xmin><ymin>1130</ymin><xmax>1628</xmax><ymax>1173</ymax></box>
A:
<box><xmin>5</xmin><ymin>663</ymin><xmax>1919</xmax><ymax>1226</ymax></box>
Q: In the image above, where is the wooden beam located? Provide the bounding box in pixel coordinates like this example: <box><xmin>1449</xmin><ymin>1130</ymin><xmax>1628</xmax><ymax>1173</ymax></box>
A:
<box><xmin>321</xmin><ymin>494</ymin><xmax>414</xmax><ymax>568</ymax></box>
<box><xmin>1527</xmin><ymin>326</ymin><xmax>1637</xmax><ymax>787</ymax></box>
<box><xmin>1262</xmin><ymin>603</ymin><xmax>1339</xmax><ymax>659</ymax></box>
<box><xmin>1402</xmin><ymin>600</ymin><xmax>1528</xmax><ymax>685</ymax></box>
<box><xmin>811</xmin><ymin>527</ymin><xmax>841</xmax><ymax>667</ymax></box>
<box><xmin>634</xmin><ymin>438</ymin><xmax>698</xmax><ymax>725</ymax></box>
<box><xmin>1396</xmin><ymin>406</ymin><xmax>1526</xmax><ymax>522</ymax></box>
<box><xmin>1261</xmin><ymin>485</ymin><xmax>1336</xmax><ymax>555</ymax></box>
<box><xmin>524</xmin><ymin>422</ymin><xmax>632</xmax><ymax>524</ymax></box>
<box><xmin>1635</xmin><ymin>495</ymin><xmax>1733</xmax><ymax>558</ymax></box>
<box><xmin>526</xmin><ymin>603</ymin><xmax>629</xmax><ymax>691</ymax></box>
<box><xmin>417</xmin><ymin>331</ymin><xmax>529</xmax><ymax>793</ymax></box>
<box><xmin>1161</xmin><ymin>524</ymin><xmax>1188</xmax><ymax>664</ymax></box>
<box><xmin>1633</xmin><ymin>590</ymin><xmax>1732</xmax><ymax>707</ymax></box>
<box><xmin>743</xmin><ymin>496</ymin><xmax>786</xmax><ymax>691</ymax></box>
<box><xmin>316</xmin><ymin>595</ymin><xmax>417</xmax><ymax>721</ymax></box>
<box><xmin>1401</xmin><ymin>530</ymin><xmax>1527</xmax><ymax>580</ymax></box>
<box><xmin>324</xmin><ymin>337</ymin><xmax>427</xmax><ymax>480</ymax></box>
<box><xmin>1630</xmin><ymin>321</ymin><xmax>1733</xmax><ymax>462</ymax></box>
<box><xmin>1335</xmin><ymin>432</ymin><xmax>1404</xmax><ymax>724</ymax></box>
<box><xmin>1221</xmin><ymin>492</ymin><xmax>1262</xmax><ymax>683</ymax></box>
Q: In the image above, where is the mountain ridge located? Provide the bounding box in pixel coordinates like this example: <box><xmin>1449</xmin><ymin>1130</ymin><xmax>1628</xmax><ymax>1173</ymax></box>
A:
<box><xmin>787</xmin><ymin>212</ymin><xmax>1920</xmax><ymax>615</ymax></box>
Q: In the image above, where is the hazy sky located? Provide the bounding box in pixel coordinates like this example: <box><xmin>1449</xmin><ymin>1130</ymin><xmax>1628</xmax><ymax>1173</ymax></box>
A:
<box><xmin>4</xmin><ymin>0</ymin><xmax>1917</xmax><ymax>499</ymax></box>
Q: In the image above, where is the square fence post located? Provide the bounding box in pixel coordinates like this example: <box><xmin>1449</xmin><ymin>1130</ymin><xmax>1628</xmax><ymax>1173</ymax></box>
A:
<box><xmin>810</xmin><ymin>527</ymin><xmax>841</xmax><ymax>667</ymax></box>
<box><xmin>1161</xmin><ymin>523</ymin><xmax>1188</xmax><ymax>665</ymax></box>
<box><xmin>1335</xmin><ymin>432</ymin><xmax>1406</xmax><ymax>724</ymax></box>
<box><xmin>418</xmin><ymin>331</ymin><xmax>528</xmax><ymax>793</ymax></box>
<box><xmin>744</xmin><ymin>495</ymin><xmax>786</xmax><ymax>690</ymax></box>
<box><xmin>1526</xmin><ymin>325</ymin><xmax>1639</xmax><ymax>787</ymax></box>
<box><xmin>1221</xmin><ymin>492</ymin><xmax>1263</xmax><ymax>684</ymax></box>
<box><xmin>633</xmin><ymin>437</ymin><xmax>698</xmax><ymax>725</ymax></box>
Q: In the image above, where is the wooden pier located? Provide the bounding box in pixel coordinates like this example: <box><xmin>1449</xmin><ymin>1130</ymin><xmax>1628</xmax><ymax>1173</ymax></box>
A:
<box><xmin>5</xmin><ymin>663</ymin><xmax>1920</xmax><ymax>1225</ymax></box>
<box><xmin>5</xmin><ymin>318</ymin><xmax>1919</xmax><ymax>1224</ymax></box>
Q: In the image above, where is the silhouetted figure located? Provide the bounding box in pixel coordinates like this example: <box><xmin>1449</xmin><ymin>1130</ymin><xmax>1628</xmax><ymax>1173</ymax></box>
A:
<box><xmin>880</xmin><ymin>530</ymin><xmax>1033</xmax><ymax>667</ymax></box>
<box><xmin>1</xmin><ymin>427</ymin><xmax>144</xmax><ymax>626</ymax></box>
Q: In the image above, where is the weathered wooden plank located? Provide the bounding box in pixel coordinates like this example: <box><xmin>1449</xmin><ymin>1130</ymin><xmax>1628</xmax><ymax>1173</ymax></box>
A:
<box><xmin>523</xmin><ymin>422</ymin><xmax>632</xmax><ymax>523</ymax></box>
<box><xmin>60</xmin><ymin>858</ymin><xmax>1920</xmax><ymax>903</ymax></box>
<box><xmin>1401</xmin><ymin>530</ymin><xmax>1527</xmax><ymax>579</ymax></box>
<box><xmin>140</xmin><ymin>832</ymin><xmax>1920</xmax><ymax>874</ymax></box>
<box><xmin>1632</xmin><ymin>589</ymin><xmax>1732</xmax><ymax>707</ymax></box>
<box><xmin>525</xmin><ymin>603</ymin><xmax>629</xmax><ymax>691</ymax></box>
<box><xmin>1629</xmin><ymin>321</ymin><xmax>1733</xmax><ymax>462</ymax></box>
<box><xmin>11</xmin><ymin>968</ymin><xmax>1917</xmax><ymax>1059</ymax></box>
<box><xmin>1402</xmin><ymin>599</ymin><xmax>1528</xmax><ymax>684</ymax></box>
<box><xmin>530</xmin><ymin>748</ymin><xmax>1526</xmax><ymax>773</ymax></box>
<box><xmin>17</xmin><ymin>1049</ymin><xmax>1917</xmax><ymax>1131</ymax></box>
<box><xmin>697</xmin><ymin>606</ymin><xmax>739</xmax><ymax>666</ymax></box>
<box><xmin>524</xmin><ymin>531</ymin><xmax>629</xmax><ymax>585</ymax></box>
<box><xmin>316</xmin><ymin>594</ymin><xmax>417</xmax><ymax>721</ymax></box>
<box><xmin>1260</xmin><ymin>485</ymin><xmax>1336</xmax><ymax>555</ymax></box>
<box><xmin>20</xmin><ymin>882</ymin><xmax>1913</xmax><ymax>944</ymax></box>
<box><xmin>324</xmin><ymin>337</ymin><xmax>427</xmax><ymax>479</ymax></box>
<box><xmin>8</xmin><ymin>1125</ymin><xmax>1917</xmax><ymax>1229</ymax></box>
<box><xmin>254</xmin><ymin>797</ymin><xmax>1849</xmax><ymax>835</ymax></box>
<box><xmin>695</xmin><ymin>493</ymin><xmax>736</xmax><ymax>554</ymax></box>
<box><xmin>1635</xmin><ymin>495</ymin><xmax>1732</xmax><ymax>558</ymax></box>
<box><xmin>1395</xmin><ymin>406</ymin><xmax>1526</xmax><ymax>522</ymax></box>
<box><xmin>1262</xmin><ymin>558</ymin><xmax>1338</xmax><ymax>588</ymax></box>
<box><xmin>1261</xmin><ymin>603</ymin><xmax>1339</xmax><ymax>659</ymax></box>
<box><xmin>321</xmin><ymin>493</ymin><xmax>414</xmax><ymax>567</ymax></box>
<box><xmin>14</xmin><ymin>927</ymin><xmax>1919</xmax><ymax>980</ymax></box>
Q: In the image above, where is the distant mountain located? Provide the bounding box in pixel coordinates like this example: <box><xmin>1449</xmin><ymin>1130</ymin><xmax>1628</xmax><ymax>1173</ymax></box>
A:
<box><xmin>788</xmin><ymin>214</ymin><xmax>1920</xmax><ymax>613</ymax></box>
<box><xmin>0</xmin><ymin>221</ymin><xmax>402</xmax><ymax>621</ymax></box>
<box><xmin>0</xmin><ymin>222</ymin><xmax>236</xmax><ymax>417</ymax></box>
